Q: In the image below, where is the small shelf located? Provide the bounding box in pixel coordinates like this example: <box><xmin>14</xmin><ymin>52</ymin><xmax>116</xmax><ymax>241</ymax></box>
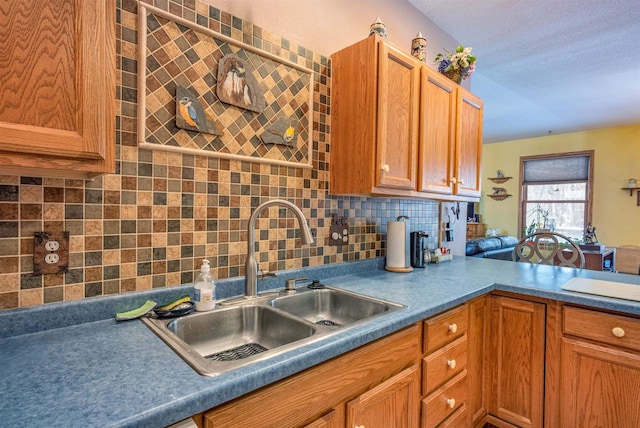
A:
<box><xmin>621</xmin><ymin>187</ymin><xmax>639</xmax><ymax>196</ymax></box>
<box><xmin>488</xmin><ymin>177</ymin><xmax>512</xmax><ymax>184</ymax></box>
<box><xmin>488</xmin><ymin>193</ymin><xmax>511</xmax><ymax>201</ymax></box>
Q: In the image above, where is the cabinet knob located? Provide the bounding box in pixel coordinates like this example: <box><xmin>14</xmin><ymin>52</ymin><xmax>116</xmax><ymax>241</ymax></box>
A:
<box><xmin>458</xmin><ymin>178</ymin><xmax>464</xmax><ymax>185</ymax></box>
<box><xmin>381</xmin><ymin>164</ymin><xmax>390</xmax><ymax>173</ymax></box>
<box><xmin>447</xmin><ymin>359</ymin><xmax>456</xmax><ymax>369</ymax></box>
<box><xmin>355</xmin><ymin>426</ymin><xmax>365</xmax><ymax>428</ymax></box>
<box><xmin>446</xmin><ymin>398</ymin><xmax>456</xmax><ymax>409</ymax></box>
<box><xmin>449</xmin><ymin>177</ymin><xmax>457</xmax><ymax>184</ymax></box>
<box><xmin>612</xmin><ymin>327</ymin><xmax>625</xmax><ymax>338</ymax></box>
<box><xmin>448</xmin><ymin>323</ymin><xmax>458</xmax><ymax>334</ymax></box>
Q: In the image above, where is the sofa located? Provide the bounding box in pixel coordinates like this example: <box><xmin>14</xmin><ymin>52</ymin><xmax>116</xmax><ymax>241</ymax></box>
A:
<box><xmin>466</xmin><ymin>236</ymin><xmax>519</xmax><ymax>261</ymax></box>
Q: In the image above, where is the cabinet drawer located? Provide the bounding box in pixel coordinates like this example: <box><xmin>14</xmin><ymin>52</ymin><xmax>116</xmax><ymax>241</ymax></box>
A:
<box><xmin>563</xmin><ymin>306</ymin><xmax>640</xmax><ymax>352</ymax></box>
<box><xmin>439</xmin><ymin>403</ymin><xmax>469</xmax><ymax>428</ymax></box>
<box><xmin>421</xmin><ymin>371</ymin><xmax>468</xmax><ymax>428</ymax></box>
<box><xmin>422</xmin><ymin>335</ymin><xmax>467</xmax><ymax>395</ymax></box>
<box><xmin>423</xmin><ymin>304</ymin><xmax>468</xmax><ymax>353</ymax></box>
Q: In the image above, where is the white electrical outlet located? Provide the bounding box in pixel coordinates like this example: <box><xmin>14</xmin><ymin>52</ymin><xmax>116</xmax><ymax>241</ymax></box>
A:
<box><xmin>45</xmin><ymin>240</ymin><xmax>60</xmax><ymax>251</ymax></box>
<box><xmin>44</xmin><ymin>253</ymin><xmax>60</xmax><ymax>264</ymax></box>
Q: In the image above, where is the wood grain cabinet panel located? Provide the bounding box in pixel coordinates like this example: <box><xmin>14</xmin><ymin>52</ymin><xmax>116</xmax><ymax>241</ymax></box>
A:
<box><xmin>468</xmin><ymin>296</ymin><xmax>488</xmax><ymax>426</ymax></box>
<box><xmin>487</xmin><ymin>295</ymin><xmax>545</xmax><ymax>428</ymax></box>
<box><xmin>0</xmin><ymin>0</ymin><xmax>116</xmax><ymax>179</ymax></box>
<box><xmin>560</xmin><ymin>338</ymin><xmax>640</xmax><ymax>428</ymax></box>
<box><xmin>375</xmin><ymin>42</ymin><xmax>419</xmax><ymax>191</ymax></box>
<box><xmin>330</xmin><ymin>36</ymin><xmax>482</xmax><ymax>202</ymax></box>
<box><xmin>346</xmin><ymin>365</ymin><xmax>421</xmax><ymax>428</ymax></box>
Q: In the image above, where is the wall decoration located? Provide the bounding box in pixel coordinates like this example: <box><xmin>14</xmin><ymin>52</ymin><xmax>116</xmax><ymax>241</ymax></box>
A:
<box><xmin>175</xmin><ymin>85</ymin><xmax>222</xmax><ymax>136</ymax></box>
<box><xmin>260</xmin><ymin>117</ymin><xmax>298</xmax><ymax>148</ymax></box>
<box><xmin>216</xmin><ymin>54</ymin><xmax>265</xmax><ymax>113</ymax></box>
<box><xmin>137</xmin><ymin>3</ymin><xmax>313</xmax><ymax>169</ymax></box>
<box><xmin>411</xmin><ymin>32</ymin><xmax>427</xmax><ymax>63</ymax></box>
<box><xmin>488</xmin><ymin>187</ymin><xmax>512</xmax><ymax>201</ymax></box>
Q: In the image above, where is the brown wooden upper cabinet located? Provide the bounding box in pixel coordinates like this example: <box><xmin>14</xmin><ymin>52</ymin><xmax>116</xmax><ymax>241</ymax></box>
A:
<box><xmin>0</xmin><ymin>0</ymin><xmax>116</xmax><ymax>179</ymax></box>
<box><xmin>330</xmin><ymin>36</ymin><xmax>482</xmax><ymax>201</ymax></box>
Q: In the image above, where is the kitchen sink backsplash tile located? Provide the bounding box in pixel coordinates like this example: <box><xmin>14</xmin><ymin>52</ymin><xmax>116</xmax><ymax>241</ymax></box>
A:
<box><xmin>0</xmin><ymin>0</ymin><xmax>439</xmax><ymax>310</ymax></box>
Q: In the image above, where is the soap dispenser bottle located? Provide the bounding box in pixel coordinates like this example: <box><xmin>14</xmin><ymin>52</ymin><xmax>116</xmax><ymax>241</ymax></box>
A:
<box><xmin>194</xmin><ymin>259</ymin><xmax>215</xmax><ymax>311</ymax></box>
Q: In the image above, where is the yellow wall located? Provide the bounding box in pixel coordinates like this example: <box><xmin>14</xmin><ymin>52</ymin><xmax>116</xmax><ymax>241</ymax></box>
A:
<box><xmin>480</xmin><ymin>124</ymin><xmax>640</xmax><ymax>247</ymax></box>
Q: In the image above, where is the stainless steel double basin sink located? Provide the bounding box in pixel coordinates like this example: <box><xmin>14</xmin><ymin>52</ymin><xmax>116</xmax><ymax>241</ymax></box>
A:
<box><xmin>142</xmin><ymin>285</ymin><xmax>405</xmax><ymax>376</ymax></box>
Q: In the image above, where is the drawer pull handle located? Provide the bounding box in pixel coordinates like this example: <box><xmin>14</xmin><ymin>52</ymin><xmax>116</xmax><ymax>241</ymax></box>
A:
<box><xmin>450</xmin><ymin>177</ymin><xmax>457</xmax><ymax>184</ymax></box>
<box><xmin>447</xmin><ymin>359</ymin><xmax>456</xmax><ymax>369</ymax></box>
<box><xmin>381</xmin><ymin>164</ymin><xmax>390</xmax><ymax>173</ymax></box>
<box><xmin>612</xmin><ymin>327</ymin><xmax>625</xmax><ymax>338</ymax></box>
<box><xmin>446</xmin><ymin>398</ymin><xmax>456</xmax><ymax>409</ymax></box>
<box><xmin>448</xmin><ymin>323</ymin><xmax>458</xmax><ymax>334</ymax></box>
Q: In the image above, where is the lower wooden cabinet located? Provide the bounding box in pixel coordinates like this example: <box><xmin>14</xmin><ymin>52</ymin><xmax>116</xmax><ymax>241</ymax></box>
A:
<box><xmin>559</xmin><ymin>306</ymin><xmax>640</xmax><ymax>428</ymax></box>
<box><xmin>203</xmin><ymin>324</ymin><xmax>421</xmax><ymax>427</ymax></box>
<box><xmin>346</xmin><ymin>365</ymin><xmax>420</xmax><ymax>428</ymax></box>
<box><xmin>199</xmin><ymin>294</ymin><xmax>639</xmax><ymax>428</ymax></box>
<box><xmin>486</xmin><ymin>295</ymin><xmax>546</xmax><ymax>428</ymax></box>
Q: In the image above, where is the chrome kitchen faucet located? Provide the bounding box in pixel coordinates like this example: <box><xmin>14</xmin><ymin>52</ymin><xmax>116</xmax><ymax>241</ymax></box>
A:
<box><xmin>244</xmin><ymin>199</ymin><xmax>314</xmax><ymax>298</ymax></box>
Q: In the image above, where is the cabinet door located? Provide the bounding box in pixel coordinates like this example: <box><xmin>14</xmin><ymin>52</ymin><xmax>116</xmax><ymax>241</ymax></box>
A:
<box><xmin>0</xmin><ymin>0</ymin><xmax>115</xmax><ymax>178</ymax></box>
<box><xmin>418</xmin><ymin>67</ymin><xmax>456</xmax><ymax>194</ymax></box>
<box><xmin>346</xmin><ymin>365</ymin><xmax>420</xmax><ymax>428</ymax></box>
<box><xmin>468</xmin><ymin>296</ymin><xmax>488</xmax><ymax>426</ymax></box>
<box><xmin>487</xmin><ymin>296</ymin><xmax>545</xmax><ymax>428</ymax></box>
<box><xmin>560</xmin><ymin>338</ymin><xmax>640</xmax><ymax>427</ymax></box>
<box><xmin>454</xmin><ymin>89</ymin><xmax>482</xmax><ymax>197</ymax></box>
<box><xmin>375</xmin><ymin>43</ymin><xmax>419</xmax><ymax>191</ymax></box>
<box><xmin>304</xmin><ymin>407</ymin><xmax>344</xmax><ymax>428</ymax></box>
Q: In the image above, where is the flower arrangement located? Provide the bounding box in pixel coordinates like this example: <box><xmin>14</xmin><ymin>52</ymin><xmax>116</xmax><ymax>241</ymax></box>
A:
<box><xmin>434</xmin><ymin>45</ymin><xmax>477</xmax><ymax>81</ymax></box>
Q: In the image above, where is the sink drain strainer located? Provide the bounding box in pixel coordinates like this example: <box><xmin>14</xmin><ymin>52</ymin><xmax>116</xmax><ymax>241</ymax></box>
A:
<box><xmin>315</xmin><ymin>319</ymin><xmax>341</xmax><ymax>327</ymax></box>
<box><xmin>206</xmin><ymin>343</ymin><xmax>269</xmax><ymax>361</ymax></box>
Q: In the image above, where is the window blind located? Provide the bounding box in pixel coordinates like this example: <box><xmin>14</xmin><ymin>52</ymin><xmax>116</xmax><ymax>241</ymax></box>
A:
<box><xmin>523</xmin><ymin>155</ymin><xmax>590</xmax><ymax>184</ymax></box>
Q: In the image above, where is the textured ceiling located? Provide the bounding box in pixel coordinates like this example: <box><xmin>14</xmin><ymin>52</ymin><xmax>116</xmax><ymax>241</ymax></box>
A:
<box><xmin>408</xmin><ymin>0</ymin><xmax>640</xmax><ymax>143</ymax></box>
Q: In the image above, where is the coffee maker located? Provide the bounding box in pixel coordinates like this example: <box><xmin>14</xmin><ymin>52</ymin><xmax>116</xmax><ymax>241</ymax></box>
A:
<box><xmin>410</xmin><ymin>231</ymin><xmax>429</xmax><ymax>268</ymax></box>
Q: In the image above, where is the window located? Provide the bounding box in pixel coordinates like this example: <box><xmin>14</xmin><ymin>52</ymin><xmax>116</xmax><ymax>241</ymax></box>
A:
<box><xmin>519</xmin><ymin>151</ymin><xmax>593</xmax><ymax>240</ymax></box>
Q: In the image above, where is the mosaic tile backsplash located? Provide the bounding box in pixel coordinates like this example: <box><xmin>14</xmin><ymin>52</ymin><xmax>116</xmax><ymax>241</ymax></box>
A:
<box><xmin>0</xmin><ymin>0</ymin><xmax>439</xmax><ymax>310</ymax></box>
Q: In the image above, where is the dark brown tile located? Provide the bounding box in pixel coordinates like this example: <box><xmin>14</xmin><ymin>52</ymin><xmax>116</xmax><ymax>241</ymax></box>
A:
<box><xmin>0</xmin><ymin>292</ymin><xmax>19</xmax><ymax>309</ymax></box>
<box><xmin>0</xmin><ymin>256</ymin><xmax>18</xmax><ymax>274</ymax></box>
<box><xmin>65</xmin><ymin>188</ymin><xmax>84</xmax><ymax>203</ymax></box>
<box><xmin>0</xmin><ymin>203</ymin><xmax>19</xmax><ymax>220</ymax></box>
<box><xmin>21</xmin><ymin>204</ymin><xmax>42</xmax><ymax>219</ymax></box>
<box><xmin>85</xmin><ymin>236</ymin><xmax>103</xmax><ymax>251</ymax></box>
<box><xmin>85</xmin><ymin>267</ymin><xmax>103</xmax><ymax>282</ymax></box>
<box><xmin>104</xmin><ymin>191</ymin><xmax>121</xmax><ymax>205</ymax></box>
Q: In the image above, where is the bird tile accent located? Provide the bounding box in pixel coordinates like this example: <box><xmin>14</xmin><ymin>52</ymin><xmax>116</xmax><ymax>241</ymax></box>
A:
<box><xmin>144</xmin><ymin>13</ymin><xmax>310</xmax><ymax>164</ymax></box>
<box><xmin>175</xmin><ymin>85</ymin><xmax>222</xmax><ymax>135</ymax></box>
<box><xmin>216</xmin><ymin>54</ymin><xmax>265</xmax><ymax>113</ymax></box>
<box><xmin>260</xmin><ymin>117</ymin><xmax>297</xmax><ymax>148</ymax></box>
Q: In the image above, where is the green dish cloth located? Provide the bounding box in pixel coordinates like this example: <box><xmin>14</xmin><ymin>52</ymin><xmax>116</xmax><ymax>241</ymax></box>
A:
<box><xmin>115</xmin><ymin>300</ymin><xmax>157</xmax><ymax>321</ymax></box>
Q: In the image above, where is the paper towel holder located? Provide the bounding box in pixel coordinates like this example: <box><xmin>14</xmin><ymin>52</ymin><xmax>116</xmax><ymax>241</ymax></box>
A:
<box><xmin>385</xmin><ymin>215</ymin><xmax>413</xmax><ymax>273</ymax></box>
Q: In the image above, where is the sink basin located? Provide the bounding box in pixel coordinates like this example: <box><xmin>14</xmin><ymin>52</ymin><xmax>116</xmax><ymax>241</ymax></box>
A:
<box><xmin>142</xmin><ymin>285</ymin><xmax>405</xmax><ymax>376</ymax></box>
<box><xmin>269</xmin><ymin>286</ymin><xmax>404</xmax><ymax>327</ymax></box>
<box><xmin>142</xmin><ymin>304</ymin><xmax>316</xmax><ymax>376</ymax></box>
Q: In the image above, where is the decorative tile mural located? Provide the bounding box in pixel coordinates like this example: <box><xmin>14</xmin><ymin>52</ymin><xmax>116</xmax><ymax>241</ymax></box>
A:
<box><xmin>0</xmin><ymin>0</ymin><xmax>440</xmax><ymax>310</ymax></box>
<box><xmin>140</xmin><ymin>5</ymin><xmax>312</xmax><ymax>167</ymax></box>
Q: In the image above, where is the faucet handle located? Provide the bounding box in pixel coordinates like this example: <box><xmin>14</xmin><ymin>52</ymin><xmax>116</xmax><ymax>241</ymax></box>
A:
<box><xmin>258</xmin><ymin>270</ymin><xmax>278</xmax><ymax>280</ymax></box>
<box><xmin>285</xmin><ymin>277</ymin><xmax>308</xmax><ymax>293</ymax></box>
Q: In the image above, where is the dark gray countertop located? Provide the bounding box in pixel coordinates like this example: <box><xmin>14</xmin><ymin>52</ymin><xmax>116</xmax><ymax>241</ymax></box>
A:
<box><xmin>1</xmin><ymin>257</ymin><xmax>638</xmax><ymax>427</ymax></box>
